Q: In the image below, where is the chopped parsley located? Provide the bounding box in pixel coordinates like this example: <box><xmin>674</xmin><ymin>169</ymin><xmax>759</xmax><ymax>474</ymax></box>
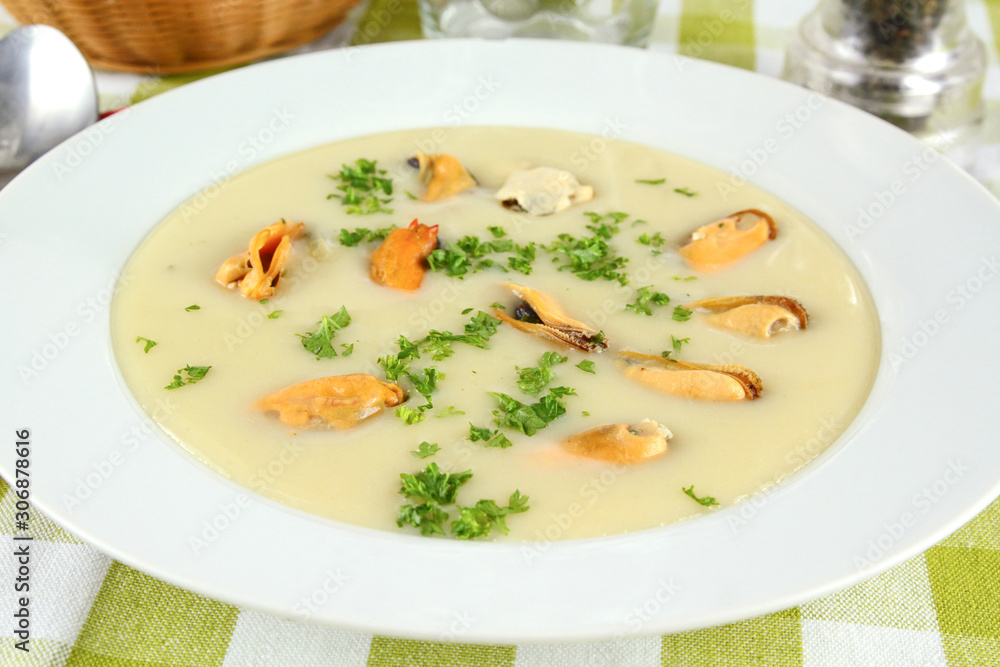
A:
<box><xmin>452</xmin><ymin>491</ymin><xmax>530</xmax><ymax>539</ymax></box>
<box><xmin>427</xmin><ymin>235</ymin><xmax>534</xmax><ymax>278</ymax></box>
<box><xmin>544</xmin><ymin>212</ymin><xmax>631</xmax><ymax>285</ymax></box>
<box><xmin>662</xmin><ymin>335</ymin><xmax>690</xmax><ymax>359</ymax></box>
<box><xmin>185</xmin><ymin>304</ymin><xmax>200</xmax><ymax>312</ymax></box>
<box><xmin>135</xmin><ymin>337</ymin><xmax>157</xmax><ymax>353</ymax></box>
<box><xmin>491</xmin><ymin>390</ymin><xmax>567</xmax><ymax>436</ymax></box>
<box><xmin>340</xmin><ymin>343</ymin><xmax>354</xmax><ymax>356</ymax></box>
<box><xmin>395</xmin><ymin>405</ymin><xmax>427</xmax><ymax>425</ymax></box>
<box><xmin>297</xmin><ymin>306</ymin><xmax>352</xmax><ymax>359</ymax></box>
<box><xmin>575</xmin><ymin>359</ymin><xmax>596</xmax><ymax>374</ymax></box>
<box><xmin>635</xmin><ymin>178</ymin><xmax>666</xmax><ymax>185</ymax></box>
<box><xmin>516</xmin><ymin>351</ymin><xmax>567</xmax><ymax>395</ymax></box>
<box><xmin>407</xmin><ymin>366</ymin><xmax>444</xmax><ymax>404</ymax></box>
<box><xmin>625</xmin><ymin>286</ymin><xmax>672</xmax><ymax>316</ymax></box>
<box><xmin>327</xmin><ymin>158</ymin><xmax>394</xmax><ymax>215</ymax></box>
<box><xmin>378</xmin><ymin>353</ymin><xmax>411</xmax><ymax>381</ymax></box>
<box><xmin>338</xmin><ymin>225</ymin><xmax>396</xmax><ymax>246</ymax></box>
<box><xmin>267</xmin><ymin>310</ymin><xmax>283</xmax><ymax>320</ymax></box>
<box><xmin>683</xmin><ymin>485</ymin><xmax>719</xmax><ymax>507</ymax></box>
<box><xmin>672</xmin><ymin>306</ymin><xmax>694</xmax><ymax>322</ymax></box>
<box><xmin>411</xmin><ymin>441</ymin><xmax>440</xmax><ymax>459</ymax></box>
<box><xmin>636</xmin><ymin>232</ymin><xmax>667</xmax><ymax>248</ymax></box>
<box><xmin>674</xmin><ymin>187</ymin><xmax>698</xmax><ymax>197</ymax></box>
<box><xmin>468</xmin><ymin>423</ymin><xmax>514</xmax><ymax>449</ymax></box>
<box><xmin>164</xmin><ymin>365</ymin><xmax>211</xmax><ymax>390</ymax></box>
<box><xmin>488</xmin><ymin>225</ymin><xmax>507</xmax><ymax>238</ymax></box>
<box><xmin>396</xmin><ymin>503</ymin><xmax>449</xmax><ymax>536</ymax></box>
<box><xmin>397</xmin><ymin>463</ymin><xmax>529</xmax><ymax>539</ymax></box>
<box><xmin>435</xmin><ymin>406</ymin><xmax>466</xmax><ymax>418</ymax></box>
<box><xmin>399</xmin><ymin>463</ymin><xmax>472</xmax><ymax>506</ymax></box>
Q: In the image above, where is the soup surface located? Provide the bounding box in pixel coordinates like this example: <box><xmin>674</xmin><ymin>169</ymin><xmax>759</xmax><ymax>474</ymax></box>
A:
<box><xmin>111</xmin><ymin>126</ymin><xmax>880</xmax><ymax>541</ymax></box>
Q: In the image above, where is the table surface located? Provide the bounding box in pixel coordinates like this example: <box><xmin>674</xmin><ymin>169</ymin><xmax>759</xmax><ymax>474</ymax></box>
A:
<box><xmin>2</xmin><ymin>1</ymin><xmax>1000</xmax><ymax>665</ymax></box>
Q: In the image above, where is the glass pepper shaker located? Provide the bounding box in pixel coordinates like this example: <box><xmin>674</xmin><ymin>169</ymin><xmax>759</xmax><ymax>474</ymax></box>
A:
<box><xmin>783</xmin><ymin>0</ymin><xmax>986</xmax><ymax>162</ymax></box>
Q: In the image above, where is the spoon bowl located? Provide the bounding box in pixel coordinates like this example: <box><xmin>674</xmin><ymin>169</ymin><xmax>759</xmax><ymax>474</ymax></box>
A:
<box><xmin>0</xmin><ymin>25</ymin><xmax>98</xmax><ymax>181</ymax></box>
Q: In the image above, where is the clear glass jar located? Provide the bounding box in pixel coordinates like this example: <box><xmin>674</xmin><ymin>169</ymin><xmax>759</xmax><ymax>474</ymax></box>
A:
<box><xmin>784</xmin><ymin>0</ymin><xmax>985</xmax><ymax>161</ymax></box>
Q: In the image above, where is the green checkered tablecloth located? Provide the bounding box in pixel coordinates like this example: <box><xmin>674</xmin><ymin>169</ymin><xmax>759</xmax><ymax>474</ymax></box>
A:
<box><xmin>3</xmin><ymin>1</ymin><xmax>1000</xmax><ymax>665</ymax></box>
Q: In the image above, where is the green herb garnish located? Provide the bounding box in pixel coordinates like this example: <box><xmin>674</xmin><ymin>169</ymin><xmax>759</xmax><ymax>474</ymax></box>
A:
<box><xmin>683</xmin><ymin>485</ymin><xmax>719</xmax><ymax>506</ymax></box>
<box><xmin>636</xmin><ymin>232</ymin><xmax>667</xmax><ymax>248</ymax></box>
<box><xmin>662</xmin><ymin>335</ymin><xmax>690</xmax><ymax>359</ymax></box>
<box><xmin>625</xmin><ymin>286</ymin><xmax>672</xmax><ymax>316</ymax></box>
<box><xmin>491</xmin><ymin>390</ymin><xmax>567</xmax><ymax>436</ymax></box>
<box><xmin>575</xmin><ymin>360</ymin><xmax>596</xmax><ymax>374</ymax></box>
<box><xmin>399</xmin><ymin>462</ymin><xmax>473</xmax><ymax>505</ymax></box>
<box><xmin>135</xmin><ymin>337</ymin><xmax>157</xmax><ymax>353</ymax></box>
<box><xmin>412</xmin><ymin>441</ymin><xmax>441</xmax><ymax>459</ymax></box>
<box><xmin>165</xmin><ymin>365</ymin><xmax>211</xmax><ymax>390</ymax></box>
<box><xmin>395</xmin><ymin>405</ymin><xmax>427</xmax><ymax>425</ymax></box>
<box><xmin>338</xmin><ymin>225</ymin><xmax>397</xmax><ymax>246</ymax></box>
<box><xmin>672</xmin><ymin>306</ymin><xmax>693</xmax><ymax>322</ymax></box>
<box><xmin>674</xmin><ymin>187</ymin><xmax>698</xmax><ymax>197</ymax></box>
<box><xmin>516</xmin><ymin>351</ymin><xmax>567</xmax><ymax>395</ymax></box>
<box><xmin>396</xmin><ymin>465</ymin><xmax>529</xmax><ymax>539</ymax></box>
<box><xmin>635</xmin><ymin>178</ymin><xmax>666</xmax><ymax>185</ymax></box>
<box><xmin>544</xmin><ymin>213</ymin><xmax>631</xmax><ymax>285</ymax></box>
<box><xmin>468</xmin><ymin>424</ymin><xmax>514</xmax><ymax>449</ymax></box>
<box><xmin>267</xmin><ymin>310</ymin><xmax>283</xmax><ymax>320</ymax></box>
<box><xmin>327</xmin><ymin>159</ymin><xmax>394</xmax><ymax>215</ymax></box>
<box><xmin>452</xmin><ymin>491</ymin><xmax>530</xmax><ymax>539</ymax></box>
<box><xmin>298</xmin><ymin>306</ymin><xmax>352</xmax><ymax>359</ymax></box>
<box><xmin>185</xmin><ymin>304</ymin><xmax>200</xmax><ymax>312</ymax></box>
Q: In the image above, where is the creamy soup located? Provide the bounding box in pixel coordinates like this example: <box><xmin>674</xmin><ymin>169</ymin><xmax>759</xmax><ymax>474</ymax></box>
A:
<box><xmin>111</xmin><ymin>126</ymin><xmax>880</xmax><ymax>541</ymax></box>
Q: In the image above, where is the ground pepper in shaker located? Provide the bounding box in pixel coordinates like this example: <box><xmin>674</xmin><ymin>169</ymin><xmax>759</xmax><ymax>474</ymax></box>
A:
<box><xmin>783</xmin><ymin>0</ymin><xmax>985</xmax><ymax>165</ymax></box>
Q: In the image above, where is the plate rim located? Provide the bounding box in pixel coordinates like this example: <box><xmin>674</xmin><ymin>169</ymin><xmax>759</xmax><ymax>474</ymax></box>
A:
<box><xmin>3</xmin><ymin>38</ymin><xmax>1000</xmax><ymax>643</ymax></box>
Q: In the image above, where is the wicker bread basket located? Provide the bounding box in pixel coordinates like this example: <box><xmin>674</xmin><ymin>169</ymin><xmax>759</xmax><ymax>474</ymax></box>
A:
<box><xmin>1</xmin><ymin>0</ymin><xmax>365</xmax><ymax>73</ymax></box>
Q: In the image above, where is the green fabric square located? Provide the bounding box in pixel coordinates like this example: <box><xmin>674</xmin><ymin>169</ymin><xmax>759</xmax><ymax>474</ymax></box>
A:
<box><xmin>679</xmin><ymin>0</ymin><xmax>757</xmax><ymax>70</ymax></box>
<box><xmin>800</xmin><ymin>553</ymin><xmax>938</xmax><ymax>631</ymax></box>
<box><xmin>927</xmin><ymin>545</ymin><xmax>1000</xmax><ymax>639</ymax></box>
<box><xmin>367</xmin><ymin>638</ymin><xmax>515</xmax><ymax>667</ymax></box>
<box><xmin>938</xmin><ymin>494</ymin><xmax>1000</xmax><ymax>551</ymax></box>
<box><xmin>0</xmin><ymin>490</ymin><xmax>84</xmax><ymax>544</ymax></box>
<box><xmin>940</xmin><ymin>634</ymin><xmax>1000</xmax><ymax>667</ymax></box>
<box><xmin>661</xmin><ymin>607</ymin><xmax>802</xmax><ymax>666</ymax></box>
<box><xmin>66</xmin><ymin>563</ymin><xmax>238</xmax><ymax>666</ymax></box>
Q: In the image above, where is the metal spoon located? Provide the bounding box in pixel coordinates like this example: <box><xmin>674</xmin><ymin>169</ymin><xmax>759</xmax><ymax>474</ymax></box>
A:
<box><xmin>0</xmin><ymin>25</ymin><xmax>98</xmax><ymax>187</ymax></box>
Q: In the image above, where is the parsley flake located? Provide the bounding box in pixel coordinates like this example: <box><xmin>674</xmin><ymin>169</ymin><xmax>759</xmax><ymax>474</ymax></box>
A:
<box><xmin>683</xmin><ymin>485</ymin><xmax>719</xmax><ymax>507</ymax></box>
<box><xmin>625</xmin><ymin>286</ymin><xmax>672</xmax><ymax>316</ymax></box>
<box><xmin>468</xmin><ymin>423</ymin><xmax>514</xmax><ymax>449</ymax></box>
<box><xmin>298</xmin><ymin>306</ymin><xmax>352</xmax><ymax>358</ymax></box>
<box><xmin>575</xmin><ymin>360</ymin><xmax>596</xmax><ymax>374</ymax></box>
<box><xmin>635</xmin><ymin>178</ymin><xmax>666</xmax><ymax>185</ymax></box>
<box><xmin>135</xmin><ymin>337</ymin><xmax>157</xmax><ymax>353</ymax></box>
<box><xmin>395</xmin><ymin>406</ymin><xmax>427</xmax><ymax>425</ymax></box>
<box><xmin>672</xmin><ymin>306</ymin><xmax>693</xmax><ymax>322</ymax></box>
<box><xmin>185</xmin><ymin>304</ymin><xmax>200</xmax><ymax>312</ymax></box>
<box><xmin>327</xmin><ymin>159</ymin><xmax>394</xmax><ymax>215</ymax></box>
<box><xmin>412</xmin><ymin>441</ymin><xmax>441</xmax><ymax>459</ymax></box>
<box><xmin>516</xmin><ymin>351</ymin><xmax>567</xmax><ymax>395</ymax></box>
<box><xmin>164</xmin><ymin>365</ymin><xmax>211</xmax><ymax>390</ymax></box>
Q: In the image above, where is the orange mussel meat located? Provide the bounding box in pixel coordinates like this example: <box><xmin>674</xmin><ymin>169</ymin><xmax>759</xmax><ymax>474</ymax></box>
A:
<box><xmin>256</xmin><ymin>374</ymin><xmax>406</xmax><ymax>429</ymax></box>
<box><xmin>215</xmin><ymin>219</ymin><xmax>305</xmax><ymax>300</ymax></box>
<box><xmin>678</xmin><ymin>209</ymin><xmax>776</xmax><ymax>273</ymax></box>
<box><xmin>369</xmin><ymin>219</ymin><xmax>439</xmax><ymax>290</ymax></box>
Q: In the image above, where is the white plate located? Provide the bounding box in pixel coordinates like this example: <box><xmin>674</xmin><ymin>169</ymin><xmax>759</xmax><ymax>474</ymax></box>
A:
<box><xmin>2</xmin><ymin>39</ymin><xmax>1000</xmax><ymax>643</ymax></box>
